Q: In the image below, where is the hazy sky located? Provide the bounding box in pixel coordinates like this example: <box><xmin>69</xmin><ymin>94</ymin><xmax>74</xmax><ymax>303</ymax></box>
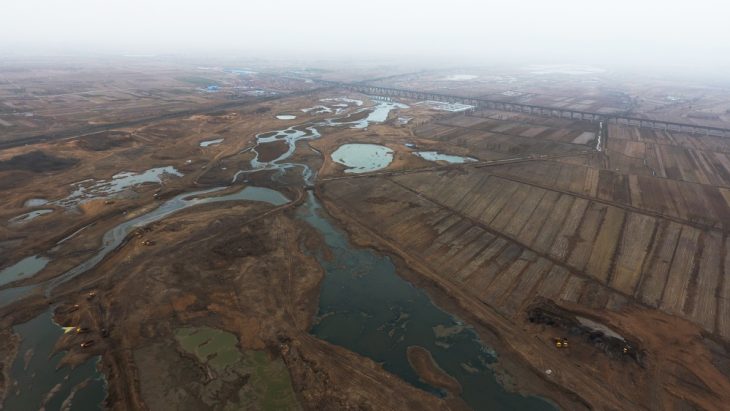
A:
<box><xmin>3</xmin><ymin>0</ymin><xmax>728</xmax><ymax>70</ymax></box>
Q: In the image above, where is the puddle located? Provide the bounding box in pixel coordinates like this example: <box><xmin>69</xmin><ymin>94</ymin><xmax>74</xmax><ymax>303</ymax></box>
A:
<box><xmin>0</xmin><ymin>255</ymin><xmax>51</xmax><ymax>287</ymax></box>
<box><xmin>332</xmin><ymin>144</ymin><xmax>393</xmax><ymax>173</ymax></box>
<box><xmin>53</xmin><ymin>167</ymin><xmax>183</xmax><ymax>210</ymax></box>
<box><xmin>276</xmin><ymin>115</ymin><xmax>297</xmax><ymax>120</ymax></box>
<box><xmin>24</xmin><ymin>199</ymin><xmax>49</xmax><ymax>207</ymax></box>
<box><xmin>8</xmin><ymin>209</ymin><xmax>53</xmax><ymax>225</ymax></box>
<box><xmin>298</xmin><ymin>196</ymin><xmax>555</xmax><ymax>410</ymax></box>
<box><xmin>413</xmin><ymin>152</ymin><xmax>477</xmax><ymax>164</ymax></box>
<box><xmin>200</xmin><ymin>139</ymin><xmax>224</xmax><ymax>147</ymax></box>
<box><xmin>446</xmin><ymin>75</ymin><xmax>478</xmax><ymax>81</ymax></box>
<box><xmin>57</xmin><ymin>224</ymin><xmax>91</xmax><ymax>244</ymax></box>
<box><xmin>2</xmin><ymin>308</ymin><xmax>107</xmax><ymax>411</ymax></box>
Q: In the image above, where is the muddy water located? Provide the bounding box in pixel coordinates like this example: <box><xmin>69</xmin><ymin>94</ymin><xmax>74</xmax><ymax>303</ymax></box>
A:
<box><xmin>0</xmin><ymin>255</ymin><xmax>51</xmax><ymax>287</ymax></box>
<box><xmin>297</xmin><ymin>197</ymin><xmax>556</xmax><ymax>411</ymax></box>
<box><xmin>9</xmin><ymin>209</ymin><xmax>54</xmax><ymax>225</ymax></box>
<box><xmin>2</xmin><ymin>309</ymin><xmax>107</xmax><ymax>411</ymax></box>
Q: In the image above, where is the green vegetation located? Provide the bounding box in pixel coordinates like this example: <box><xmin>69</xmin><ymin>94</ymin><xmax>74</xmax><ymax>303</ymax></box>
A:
<box><xmin>175</xmin><ymin>328</ymin><xmax>301</xmax><ymax>411</ymax></box>
<box><xmin>175</xmin><ymin>77</ymin><xmax>221</xmax><ymax>87</ymax></box>
<box><xmin>241</xmin><ymin>350</ymin><xmax>301</xmax><ymax>411</ymax></box>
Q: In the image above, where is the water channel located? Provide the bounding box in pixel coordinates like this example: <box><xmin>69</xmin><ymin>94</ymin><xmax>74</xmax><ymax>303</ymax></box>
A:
<box><xmin>298</xmin><ymin>197</ymin><xmax>555</xmax><ymax>410</ymax></box>
<box><xmin>3</xmin><ymin>308</ymin><xmax>107</xmax><ymax>411</ymax></box>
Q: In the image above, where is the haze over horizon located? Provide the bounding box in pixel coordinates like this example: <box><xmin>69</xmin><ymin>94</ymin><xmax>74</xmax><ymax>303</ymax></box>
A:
<box><xmin>2</xmin><ymin>0</ymin><xmax>728</xmax><ymax>75</ymax></box>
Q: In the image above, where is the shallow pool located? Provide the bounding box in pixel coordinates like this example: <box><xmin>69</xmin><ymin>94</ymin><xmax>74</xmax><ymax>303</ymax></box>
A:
<box><xmin>276</xmin><ymin>115</ymin><xmax>297</xmax><ymax>120</ymax></box>
<box><xmin>8</xmin><ymin>209</ymin><xmax>53</xmax><ymax>225</ymax></box>
<box><xmin>0</xmin><ymin>255</ymin><xmax>51</xmax><ymax>287</ymax></box>
<box><xmin>331</xmin><ymin>144</ymin><xmax>393</xmax><ymax>173</ymax></box>
<box><xmin>200</xmin><ymin>139</ymin><xmax>224</xmax><ymax>147</ymax></box>
<box><xmin>413</xmin><ymin>151</ymin><xmax>477</xmax><ymax>164</ymax></box>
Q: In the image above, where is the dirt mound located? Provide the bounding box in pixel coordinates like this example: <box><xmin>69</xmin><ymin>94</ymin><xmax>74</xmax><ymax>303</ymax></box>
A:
<box><xmin>247</xmin><ymin>106</ymin><xmax>270</xmax><ymax>115</ymax></box>
<box><xmin>0</xmin><ymin>150</ymin><xmax>79</xmax><ymax>173</ymax></box>
<box><xmin>76</xmin><ymin>131</ymin><xmax>134</xmax><ymax>151</ymax></box>
<box><xmin>407</xmin><ymin>346</ymin><xmax>462</xmax><ymax>395</ymax></box>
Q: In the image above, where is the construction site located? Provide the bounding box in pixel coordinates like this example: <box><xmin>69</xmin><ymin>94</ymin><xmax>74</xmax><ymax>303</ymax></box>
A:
<box><xmin>2</xmin><ymin>54</ymin><xmax>730</xmax><ymax>411</ymax></box>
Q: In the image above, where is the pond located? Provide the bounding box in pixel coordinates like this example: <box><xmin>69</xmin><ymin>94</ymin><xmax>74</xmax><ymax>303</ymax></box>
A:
<box><xmin>276</xmin><ymin>115</ymin><xmax>297</xmax><ymax>120</ymax></box>
<box><xmin>331</xmin><ymin>144</ymin><xmax>393</xmax><ymax>173</ymax></box>
<box><xmin>200</xmin><ymin>139</ymin><xmax>224</xmax><ymax>147</ymax></box>
<box><xmin>413</xmin><ymin>151</ymin><xmax>477</xmax><ymax>164</ymax></box>
<box><xmin>0</xmin><ymin>255</ymin><xmax>51</xmax><ymax>287</ymax></box>
<box><xmin>24</xmin><ymin>198</ymin><xmax>49</xmax><ymax>207</ymax></box>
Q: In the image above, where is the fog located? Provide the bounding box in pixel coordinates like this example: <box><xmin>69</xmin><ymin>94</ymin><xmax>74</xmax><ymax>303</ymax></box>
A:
<box><xmin>2</xmin><ymin>0</ymin><xmax>728</xmax><ymax>71</ymax></box>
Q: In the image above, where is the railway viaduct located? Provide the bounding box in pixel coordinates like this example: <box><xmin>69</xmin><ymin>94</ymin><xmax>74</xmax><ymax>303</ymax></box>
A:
<box><xmin>319</xmin><ymin>81</ymin><xmax>730</xmax><ymax>138</ymax></box>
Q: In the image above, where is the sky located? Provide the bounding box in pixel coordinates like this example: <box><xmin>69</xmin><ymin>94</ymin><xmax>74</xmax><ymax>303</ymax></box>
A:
<box><xmin>2</xmin><ymin>0</ymin><xmax>728</xmax><ymax>71</ymax></box>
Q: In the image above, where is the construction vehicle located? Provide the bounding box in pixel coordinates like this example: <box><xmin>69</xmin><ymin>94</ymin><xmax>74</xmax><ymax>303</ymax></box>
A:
<box><xmin>69</xmin><ymin>304</ymin><xmax>79</xmax><ymax>312</ymax></box>
<box><xmin>555</xmin><ymin>338</ymin><xmax>562</xmax><ymax>348</ymax></box>
<box><xmin>563</xmin><ymin>338</ymin><xmax>568</xmax><ymax>348</ymax></box>
<box><xmin>141</xmin><ymin>240</ymin><xmax>155</xmax><ymax>246</ymax></box>
<box><xmin>80</xmin><ymin>341</ymin><xmax>94</xmax><ymax>349</ymax></box>
<box><xmin>87</xmin><ymin>292</ymin><xmax>95</xmax><ymax>300</ymax></box>
<box><xmin>76</xmin><ymin>328</ymin><xmax>89</xmax><ymax>334</ymax></box>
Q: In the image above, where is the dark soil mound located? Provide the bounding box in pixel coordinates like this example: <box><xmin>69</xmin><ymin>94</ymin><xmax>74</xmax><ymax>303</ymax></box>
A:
<box><xmin>0</xmin><ymin>150</ymin><xmax>79</xmax><ymax>173</ymax></box>
<box><xmin>76</xmin><ymin>131</ymin><xmax>133</xmax><ymax>151</ymax></box>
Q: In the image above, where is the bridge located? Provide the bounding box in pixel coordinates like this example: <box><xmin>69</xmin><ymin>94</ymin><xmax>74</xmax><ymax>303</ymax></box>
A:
<box><xmin>319</xmin><ymin>81</ymin><xmax>730</xmax><ymax>138</ymax></box>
